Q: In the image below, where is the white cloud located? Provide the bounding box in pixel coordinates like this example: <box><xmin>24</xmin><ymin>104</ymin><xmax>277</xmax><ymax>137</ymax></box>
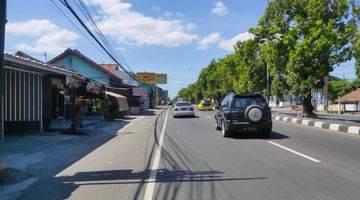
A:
<box><xmin>219</xmin><ymin>32</ymin><xmax>255</xmax><ymax>51</ymax></box>
<box><xmin>84</xmin><ymin>0</ymin><xmax>198</xmax><ymax>46</ymax></box>
<box><xmin>151</xmin><ymin>6</ymin><xmax>161</xmax><ymax>11</ymax></box>
<box><xmin>186</xmin><ymin>23</ymin><xmax>197</xmax><ymax>31</ymax></box>
<box><xmin>163</xmin><ymin>11</ymin><xmax>172</xmax><ymax>17</ymax></box>
<box><xmin>212</xmin><ymin>1</ymin><xmax>228</xmax><ymax>16</ymax></box>
<box><xmin>6</xmin><ymin>19</ymin><xmax>79</xmax><ymax>55</ymax></box>
<box><xmin>197</xmin><ymin>32</ymin><xmax>221</xmax><ymax>50</ymax></box>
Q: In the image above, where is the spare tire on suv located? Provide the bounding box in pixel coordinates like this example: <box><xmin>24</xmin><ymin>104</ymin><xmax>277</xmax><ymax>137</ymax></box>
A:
<box><xmin>244</xmin><ymin>105</ymin><xmax>263</xmax><ymax>123</ymax></box>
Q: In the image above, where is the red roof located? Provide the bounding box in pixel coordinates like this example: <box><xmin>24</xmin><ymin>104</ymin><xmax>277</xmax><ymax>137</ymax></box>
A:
<box><xmin>338</xmin><ymin>88</ymin><xmax>360</xmax><ymax>103</ymax></box>
<box><xmin>99</xmin><ymin>64</ymin><xmax>118</xmax><ymax>72</ymax></box>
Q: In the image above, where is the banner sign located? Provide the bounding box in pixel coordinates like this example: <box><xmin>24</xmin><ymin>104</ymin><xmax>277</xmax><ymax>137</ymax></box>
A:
<box><xmin>132</xmin><ymin>87</ymin><xmax>148</xmax><ymax>96</ymax></box>
<box><xmin>137</xmin><ymin>72</ymin><xmax>167</xmax><ymax>84</ymax></box>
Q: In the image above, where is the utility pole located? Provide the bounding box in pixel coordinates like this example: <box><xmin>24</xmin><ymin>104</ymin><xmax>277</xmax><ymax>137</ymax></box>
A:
<box><xmin>0</xmin><ymin>0</ymin><xmax>7</xmax><ymax>141</ymax></box>
<box><xmin>323</xmin><ymin>76</ymin><xmax>329</xmax><ymax>112</ymax></box>
<box><xmin>266</xmin><ymin>0</ymin><xmax>270</xmax><ymax>102</ymax></box>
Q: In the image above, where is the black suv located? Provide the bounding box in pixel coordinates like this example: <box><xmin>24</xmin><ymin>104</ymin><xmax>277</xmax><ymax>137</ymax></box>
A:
<box><xmin>215</xmin><ymin>93</ymin><xmax>272</xmax><ymax>138</ymax></box>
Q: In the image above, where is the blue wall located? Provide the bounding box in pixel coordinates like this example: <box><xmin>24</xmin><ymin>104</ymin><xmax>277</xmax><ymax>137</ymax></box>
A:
<box><xmin>53</xmin><ymin>55</ymin><xmax>110</xmax><ymax>85</ymax></box>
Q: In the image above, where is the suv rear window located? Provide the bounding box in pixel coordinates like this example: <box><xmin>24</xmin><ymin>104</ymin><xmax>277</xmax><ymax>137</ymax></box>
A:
<box><xmin>176</xmin><ymin>102</ymin><xmax>191</xmax><ymax>106</ymax></box>
<box><xmin>232</xmin><ymin>97</ymin><xmax>265</xmax><ymax>108</ymax></box>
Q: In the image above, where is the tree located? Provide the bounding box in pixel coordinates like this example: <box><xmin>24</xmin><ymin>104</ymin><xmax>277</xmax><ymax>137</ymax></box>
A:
<box><xmin>284</xmin><ymin>0</ymin><xmax>353</xmax><ymax>117</ymax></box>
<box><xmin>233</xmin><ymin>40</ymin><xmax>267</xmax><ymax>94</ymax></box>
<box><xmin>251</xmin><ymin>0</ymin><xmax>292</xmax><ymax>104</ymax></box>
<box><xmin>352</xmin><ymin>0</ymin><xmax>360</xmax><ymax>87</ymax></box>
<box><xmin>328</xmin><ymin>80</ymin><xmax>353</xmax><ymax>101</ymax></box>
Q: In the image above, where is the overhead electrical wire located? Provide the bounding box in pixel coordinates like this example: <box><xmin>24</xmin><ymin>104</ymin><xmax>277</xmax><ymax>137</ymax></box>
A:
<box><xmin>78</xmin><ymin>0</ymin><xmax>136</xmax><ymax>75</ymax></box>
<box><xmin>49</xmin><ymin>0</ymin><xmax>105</xmax><ymax>57</ymax></box>
<box><xmin>75</xmin><ymin>0</ymin><xmax>133</xmax><ymax>74</ymax></box>
<box><xmin>57</xmin><ymin>0</ymin><xmax>138</xmax><ymax>81</ymax></box>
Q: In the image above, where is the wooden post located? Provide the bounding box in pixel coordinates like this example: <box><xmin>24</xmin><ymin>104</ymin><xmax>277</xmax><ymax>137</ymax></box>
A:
<box><xmin>70</xmin><ymin>88</ymin><xmax>77</xmax><ymax>131</ymax></box>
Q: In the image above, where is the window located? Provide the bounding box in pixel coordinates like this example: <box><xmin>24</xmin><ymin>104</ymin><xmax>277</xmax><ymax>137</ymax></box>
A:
<box><xmin>221</xmin><ymin>95</ymin><xmax>230</xmax><ymax>107</ymax></box>
<box><xmin>176</xmin><ymin>102</ymin><xmax>191</xmax><ymax>106</ymax></box>
<box><xmin>232</xmin><ymin>97</ymin><xmax>265</xmax><ymax>108</ymax></box>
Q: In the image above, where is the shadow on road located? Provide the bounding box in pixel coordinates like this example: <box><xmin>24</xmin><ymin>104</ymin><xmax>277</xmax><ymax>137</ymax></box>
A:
<box><xmin>55</xmin><ymin>168</ymin><xmax>266</xmax><ymax>184</ymax></box>
<box><xmin>26</xmin><ymin>169</ymin><xmax>265</xmax><ymax>200</ymax></box>
<box><xmin>173</xmin><ymin>115</ymin><xmax>200</xmax><ymax>119</ymax></box>
<box><xmin>229</xmin><ymin>131</ymin><xmax>289</xmax><ymax>140</ymax></box>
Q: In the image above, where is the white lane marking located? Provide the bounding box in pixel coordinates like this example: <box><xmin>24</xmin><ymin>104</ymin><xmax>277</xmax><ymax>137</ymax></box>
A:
<box><xmin>275</xmin><ymin>116</ymin><xmax>281</xmax><ymax>121</ymax></box>
<box><xmin>282</xmin><ymin>117</ymin><xmax>288</xmax><ymax>122</ymax></box>
<box><xmin>206</xmin><ymin>115</ymin><xmax>212</xmax><ymax>119</ymax></box>
<box><xmin>143</xmin><ymin>109</ymin><xmax>169</xmax><ymax>200</ymax></box>
<box><xmin>267</xmin><ymin>141</ymin><xmax>321</xmax><ymax>163</ymax></box>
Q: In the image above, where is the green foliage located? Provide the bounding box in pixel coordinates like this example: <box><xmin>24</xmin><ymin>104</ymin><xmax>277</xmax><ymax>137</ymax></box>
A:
<box><xmin>176</xmin><ymin>0</ymin><xmax>358</xmax><ymax>116</ymax></box>
<box><xmin>92</xmin><ymin>98</ymin><xmax>110</xmax><ymax>112</ymax></box>
<box><xmin>328</xmin><ymin>80</ymin><xmax>353</xmax><ymax>101</ymax></box>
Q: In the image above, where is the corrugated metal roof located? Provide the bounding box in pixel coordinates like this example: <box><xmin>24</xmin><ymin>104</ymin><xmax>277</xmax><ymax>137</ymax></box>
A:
<box><xmin>4</xmin><ymin>52</ymin><xmax>106</xmax><ymax>87</ymax></box>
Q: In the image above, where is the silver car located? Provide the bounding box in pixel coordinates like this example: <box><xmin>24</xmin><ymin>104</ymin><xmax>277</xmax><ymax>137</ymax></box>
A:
<box><xmin>173</xmin><ymin>101</ymin><xmax>195</xmax><ymax>118</ymax></box>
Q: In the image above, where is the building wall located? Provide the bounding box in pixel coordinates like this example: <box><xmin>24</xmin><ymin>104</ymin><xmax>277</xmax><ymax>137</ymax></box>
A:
<box><xmin>53</xmin><ymin>55</ymin><xmax>110</xmax><ymax>85</ymax></box>
<box><xmin>3</xmin><ymin>67</ymin><xmax>43</xmax><ymax>131</ymax></box>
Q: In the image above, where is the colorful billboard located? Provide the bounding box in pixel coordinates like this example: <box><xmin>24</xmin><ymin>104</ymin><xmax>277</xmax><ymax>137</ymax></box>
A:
<box><xmin>132</xmin><ymin>87</ymin><xmax>148</xmax><ymax>96</ymax></box>
<box><xmin>137</xmin><ymin>72</ymin><xmax>167</xmax><ymax>84</ymax></box>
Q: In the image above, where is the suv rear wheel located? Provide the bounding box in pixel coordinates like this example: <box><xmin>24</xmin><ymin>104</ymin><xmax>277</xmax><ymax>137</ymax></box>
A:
<box><xmin>260</xmin><ymin>126</ymin><xmax>272</xmax><ymax>138</ymax></box>
<box><xmin>221</xmin><ymin>121</ymin><xmax>231</xmax><ymax>137</ymax></box>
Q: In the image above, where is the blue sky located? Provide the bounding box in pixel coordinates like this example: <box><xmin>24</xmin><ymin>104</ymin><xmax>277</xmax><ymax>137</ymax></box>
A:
<box><xmin>5</xmin><ymin>0</ymin><xmax>357</xmax><ymax>98</ymax></box>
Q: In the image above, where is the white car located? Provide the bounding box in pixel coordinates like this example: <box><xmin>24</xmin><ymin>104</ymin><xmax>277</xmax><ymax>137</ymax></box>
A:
<box><xmin>173</xmin><ymin>101</ymin><xmax>195</xmax><ymax>118</ymax></box>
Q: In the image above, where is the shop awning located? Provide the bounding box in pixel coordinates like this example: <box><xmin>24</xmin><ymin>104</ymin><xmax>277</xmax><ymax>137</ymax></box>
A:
<box><xmin>105</xmin><ymin>91</ymin><xmax>129</xmax><ymax>112</ymax></box>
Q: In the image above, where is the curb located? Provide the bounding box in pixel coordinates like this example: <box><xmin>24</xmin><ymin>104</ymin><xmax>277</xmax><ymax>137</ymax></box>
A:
<box><xmin>272</xmin><ymin>115</ymin><xmax>360</xmax><ymax>135</ymax></box>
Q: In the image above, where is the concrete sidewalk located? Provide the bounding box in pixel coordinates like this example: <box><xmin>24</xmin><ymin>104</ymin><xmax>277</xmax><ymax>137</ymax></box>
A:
<box><xmin>0</xmin><ymin>118</ymin><xmax>131</xmax><ymax>200</ymax></box>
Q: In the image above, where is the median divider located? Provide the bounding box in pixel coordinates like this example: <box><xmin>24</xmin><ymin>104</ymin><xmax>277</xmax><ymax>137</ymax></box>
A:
<box><xmin>272</xmin><ymin>115</ymin><xmax>360</xmax><ymax>135</ymax></box>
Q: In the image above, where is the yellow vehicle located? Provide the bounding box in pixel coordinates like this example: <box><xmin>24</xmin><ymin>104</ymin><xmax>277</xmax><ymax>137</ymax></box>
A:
<box><xmin>198</xmin><ymin>99</ymin><xmax>214</xmax><ymax>111</ymax></box>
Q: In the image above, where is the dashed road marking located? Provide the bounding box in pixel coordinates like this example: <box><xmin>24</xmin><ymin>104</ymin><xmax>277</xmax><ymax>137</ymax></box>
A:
<box><xmin>268</xmin><ymin>141</ymin><xmax>321</xmax><ymax>163</ymax></box>
<box><xmin>143</xmin><ymin>109</ymin><xmax>169</xmax><ymax>200</ymax></box>
<box><xmin>206</xmin><ymin>115</ymin><xmax>212</xmax><ymax>119</ymax></box>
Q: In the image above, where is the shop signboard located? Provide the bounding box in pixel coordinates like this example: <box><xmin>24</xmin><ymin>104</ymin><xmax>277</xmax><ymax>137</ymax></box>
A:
<box><xmin>132</xmin><ymin>87</ymin><xmax>148</xmax><ymax>96</ymax></box>
<box><xmin>137</xmin><ymin>72</ymin><xmax>167</xmax><ymax>84</ymax></box>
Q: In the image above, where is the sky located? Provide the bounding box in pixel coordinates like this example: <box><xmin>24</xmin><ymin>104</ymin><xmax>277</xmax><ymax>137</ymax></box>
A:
<box><xmin>4</xmin><ymin>0</ymin><xmax>357</xmax><ymax>98</ymax></box>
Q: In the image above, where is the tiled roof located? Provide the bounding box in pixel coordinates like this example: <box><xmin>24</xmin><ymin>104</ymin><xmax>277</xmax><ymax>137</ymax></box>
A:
<box><xmin>99</xmin><ymin>64</ymin><xmax>118</xmax><ymax>72</ymax></box>
<box><xmin>338</xmin><ymin>88</ymin><xmax>360</xmax><ymax>103</ymax></box>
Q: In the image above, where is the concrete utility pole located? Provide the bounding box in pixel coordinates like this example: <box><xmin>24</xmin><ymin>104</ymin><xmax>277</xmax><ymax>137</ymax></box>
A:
<box><xmin>0</xmin><ymin>0</ymin><xmax>7</xmax><ymax>141</ymax></box>
<box><xmin>323</xmin><ymin>75</ymin><xmax>329</xmax><ymax>112</ymax></box>
<box><xmin>266</xmin><ymin>0</ymin><xmax>270</xmax><ymax>103</ymax></box>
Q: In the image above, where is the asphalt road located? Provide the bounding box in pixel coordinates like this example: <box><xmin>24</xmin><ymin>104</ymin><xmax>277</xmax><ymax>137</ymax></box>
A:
<box><xmin>16</xmin><ymin>108</ymin><xmax>360</xmax><ymax>200</ymax></box>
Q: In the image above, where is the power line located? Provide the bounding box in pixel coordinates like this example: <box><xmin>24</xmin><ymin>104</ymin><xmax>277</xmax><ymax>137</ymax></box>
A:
<box><xmin>57</xmin><ymin>0</ymin><xmax>138</xmax><ymax>81</ymax></box>
<box><xmin>78</xmin><ymin>0</ymin><xmax>135</xmax><ymax>75</ymax></box>
<box><xmin>49</xmin><ymin>0</ymin><xmax>107</xmax><ymax>61</ymax></box>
